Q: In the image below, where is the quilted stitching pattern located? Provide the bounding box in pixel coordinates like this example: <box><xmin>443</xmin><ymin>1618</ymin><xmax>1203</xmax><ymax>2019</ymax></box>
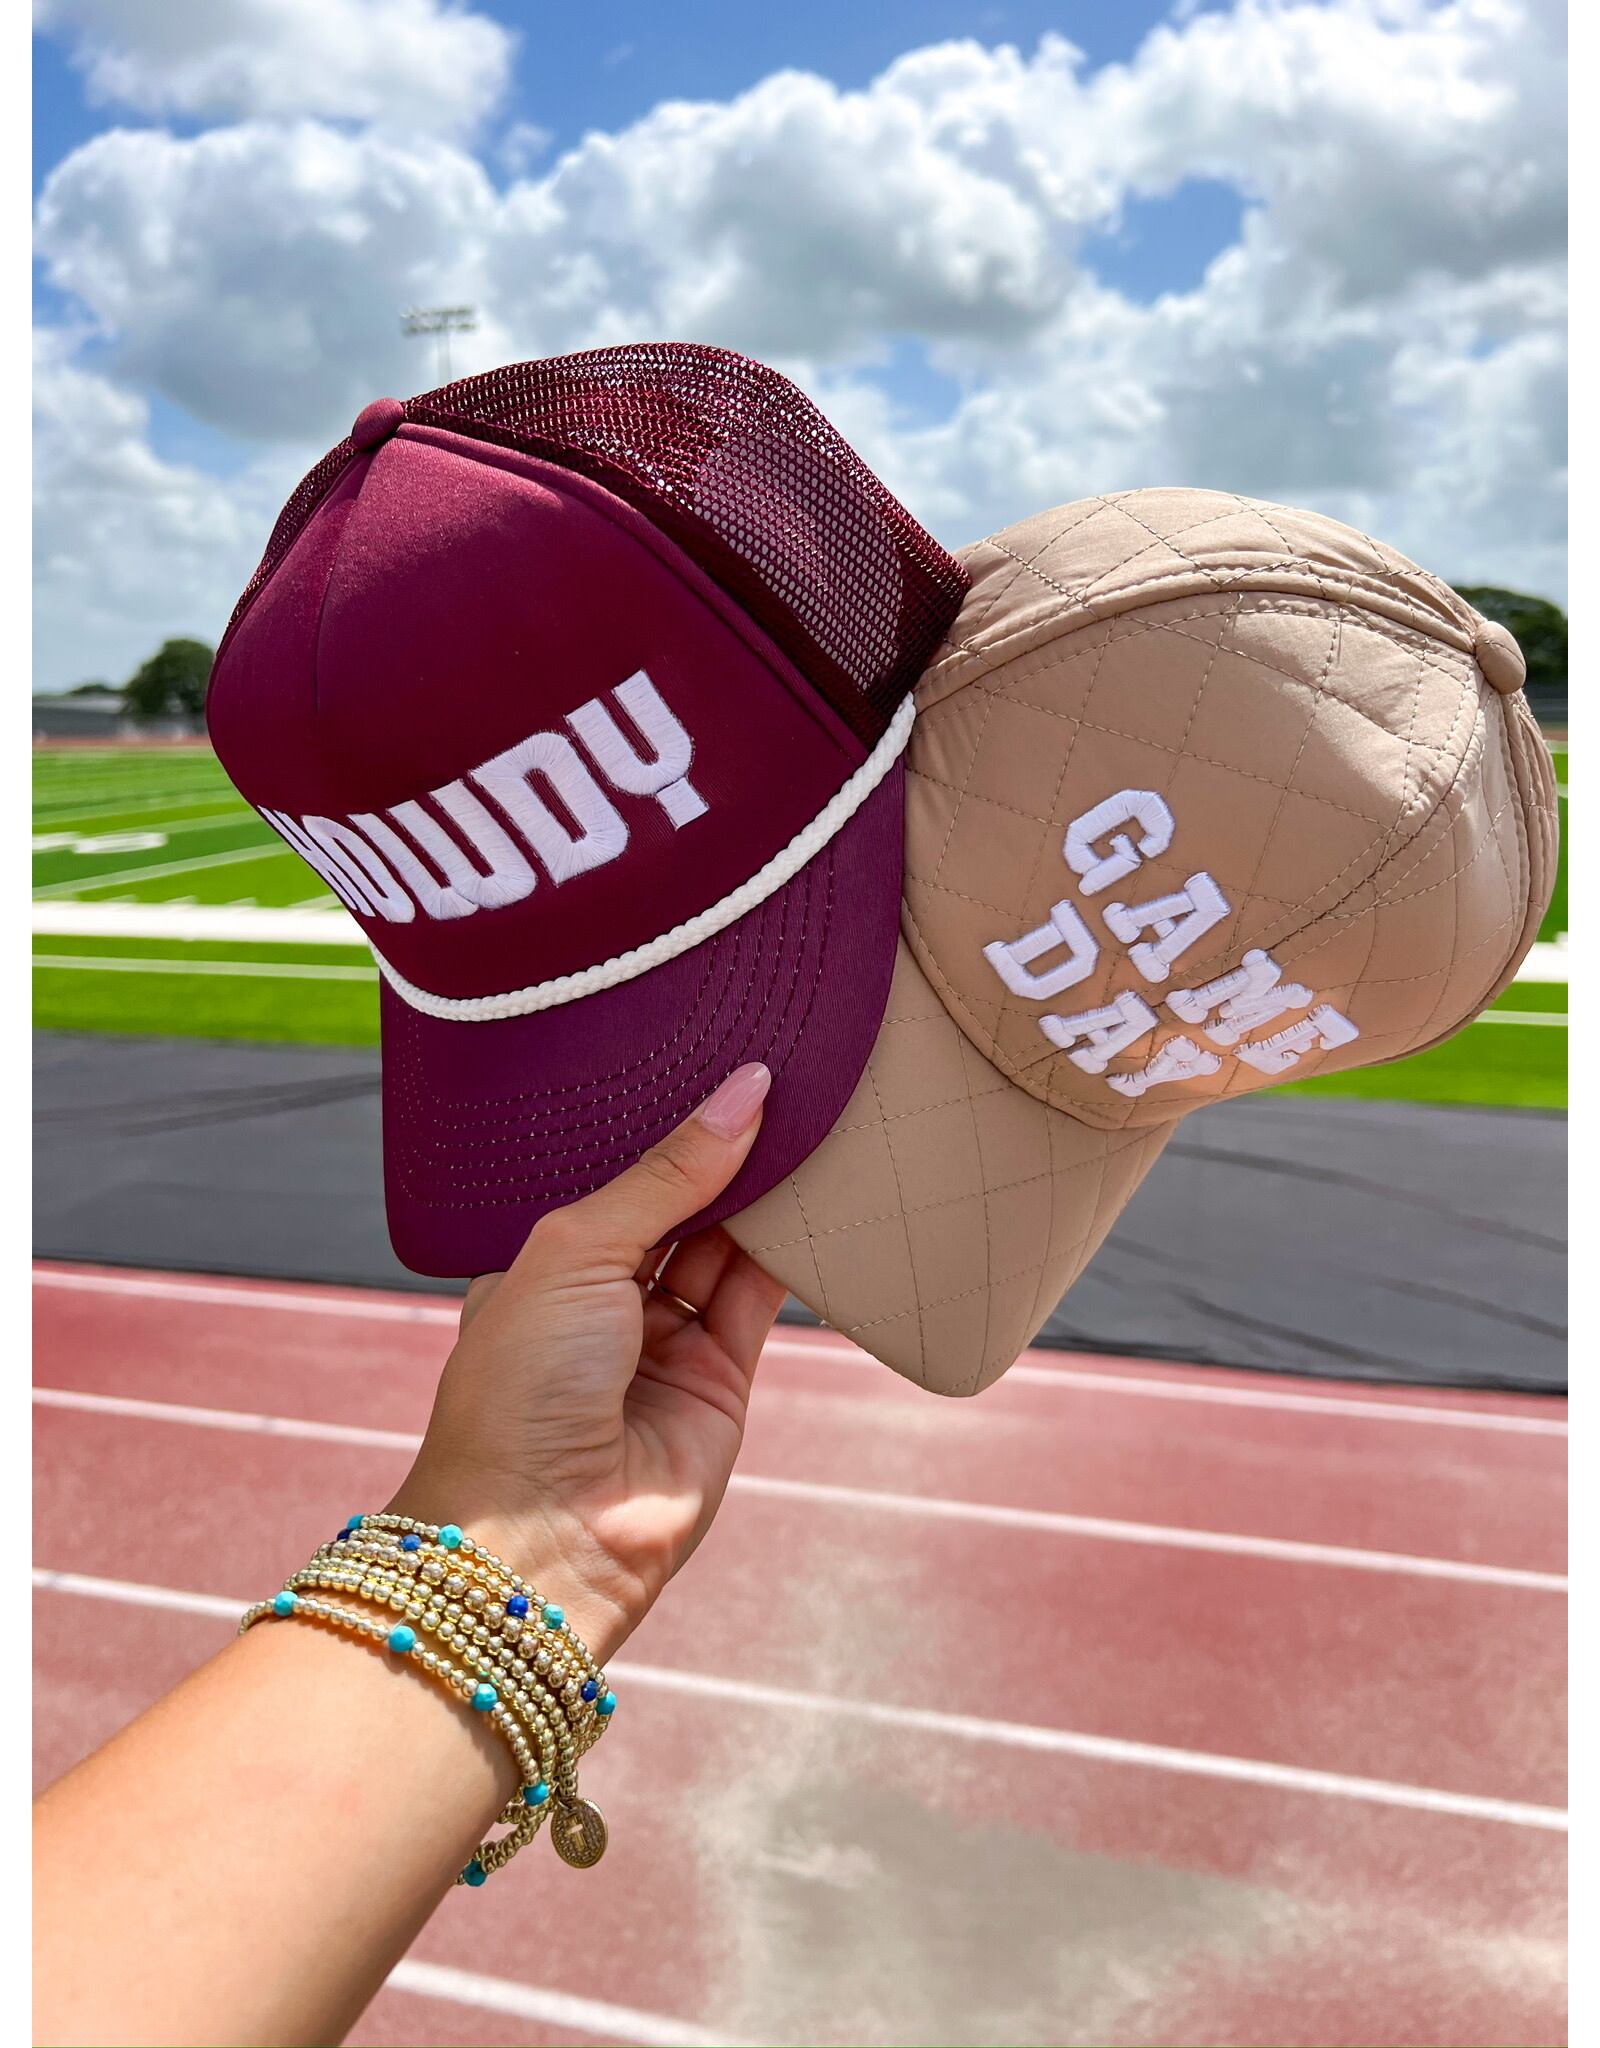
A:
<box><xmin>923</xmin><ymin>489</ymin><xmax>1488</xmax><ymax>703</ymax></box>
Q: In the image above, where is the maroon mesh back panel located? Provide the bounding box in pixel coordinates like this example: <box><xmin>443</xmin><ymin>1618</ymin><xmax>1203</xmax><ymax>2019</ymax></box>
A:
<box><xmin>225</xmin><ymin>344</ymin><xmax>970</xmax><ymax>746</ymax></box>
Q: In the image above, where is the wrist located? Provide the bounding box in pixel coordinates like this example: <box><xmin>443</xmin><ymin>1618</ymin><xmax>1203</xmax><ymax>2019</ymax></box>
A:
<box><xmin>381</xmin><ymin>1475</ymin><xmax>638</xmax><ymax>1669</ymax></box>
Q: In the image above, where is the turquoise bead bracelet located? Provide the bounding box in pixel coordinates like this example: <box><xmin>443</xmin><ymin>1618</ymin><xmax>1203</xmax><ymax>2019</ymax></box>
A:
<box><xmin>242</xmin><ymin>1514</ymin><xmax>613</xmax><ymax>1880</ymax></box>
<box><xmin>294</xmin><ymin>1515</ymin><xmax>615</xmax><ymax>1781</ymax></box>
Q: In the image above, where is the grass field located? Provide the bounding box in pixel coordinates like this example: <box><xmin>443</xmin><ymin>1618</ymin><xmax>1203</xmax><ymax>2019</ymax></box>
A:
<box><xmin>32</xmin><ymin>747</ymin><xmax>338</xmax><ymax>908</ymax></box>
<box><xmin>33</xmin><ymin>742</ymin><xmax>1568</xmax><ymax>1108</ymax></box>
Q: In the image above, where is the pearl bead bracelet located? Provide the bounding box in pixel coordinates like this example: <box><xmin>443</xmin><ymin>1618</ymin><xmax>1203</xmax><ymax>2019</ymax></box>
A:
<box><xmin>241</xmin><ymin>1514</ymin><xmax>615</xmax><ymax>1881</ymax></box>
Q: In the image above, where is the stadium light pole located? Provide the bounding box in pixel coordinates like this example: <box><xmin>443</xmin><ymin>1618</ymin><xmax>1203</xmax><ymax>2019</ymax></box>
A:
<box><xmin>400</xmin><ymin>306</ymin><xmax>477</xmax><ymax>387</ymax></box>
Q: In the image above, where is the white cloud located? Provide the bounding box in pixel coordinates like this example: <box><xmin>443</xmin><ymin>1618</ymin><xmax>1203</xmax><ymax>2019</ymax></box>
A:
<box><xmin>31</xmin><ymin>0</ymin><xmax>1567</xmax><ymax>687</ymax></box>
<box><xmin>1065</xmin><ymin>0</ymin><xmax>1564</xmax><ymax>298</ymax></box>
<box><xmin>487</xmin><ymin>61</ymin><xmax>1065</xmax><ymax>360</ymax></box>
<box><xmin>34</xmin><ymin>0</ymin><xmax>512</xmax><ymax>134</ymax></box>
<box><xmin>32</xmin><ymin>332</ymin><xmax>305</xmax><ymax>686</ymax></box>
<box><xmin>37</xmin><ymin>120</ymin><xmax>501</xmax><ymax>439</ymax></box>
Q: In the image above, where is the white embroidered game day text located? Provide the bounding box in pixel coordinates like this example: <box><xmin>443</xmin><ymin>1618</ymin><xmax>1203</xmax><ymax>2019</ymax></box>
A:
<box><xmin>980</xmin><ymin>784</ymin><xmax>1362</xmax><ymax>1095</ymax></box>
<box><xmin>1038</xmin><ymin>991</ymin><xmax>1160</xmax><ymax>1074</ymax></box>
<box><xmin>1236</xmin><ymin>1005</ymin><xmax>1360</xmax><ymax>1075</ymax></box>
<box><xmin>1064</xmin><ymin>790</ymin><xmax>1174</xmax><ymax>895</ymax></box>
<box><xmin>1102</xmin><ymin>872</ymin><xmax>1230</xmax><ymax>983</ymax></box>
<box><xmin>982</xmin><ymin>901</ymin><xmax>1099</xmax><ymax>999</ymax></box>
<box><xmin>1107</xmin><ymin>1035</ymin><xmax>1222</xmax><ymax>1098</ymax></box>
<box><xmin>1166</xmin><ymin>948</ymin><xmax>1314</xmax><ymax>1048</ymax></box>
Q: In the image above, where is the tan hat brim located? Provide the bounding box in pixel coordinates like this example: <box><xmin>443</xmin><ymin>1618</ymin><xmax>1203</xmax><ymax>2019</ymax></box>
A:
<box><xmin>725</xmin><ymin>934</ymin><xmax>1176</xmax><ymax>1396</ymax></box>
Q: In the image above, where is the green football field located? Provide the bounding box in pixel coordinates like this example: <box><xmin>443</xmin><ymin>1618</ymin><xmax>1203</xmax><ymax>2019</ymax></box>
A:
<box><xmin>33</xmin><ymin>742</ymin><xmax>1568</xmax><ymax>1109</ymax></box>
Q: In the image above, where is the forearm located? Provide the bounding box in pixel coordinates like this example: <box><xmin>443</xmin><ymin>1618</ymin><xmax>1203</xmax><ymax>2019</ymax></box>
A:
<box><xmin>35</xmin><ymin>1603</ymin><xmax>545</xmax><ymax>2047</ymax></box>
<box><xmin>34</xmin><ymin>1077</ymin><xmax>779</xmax><ymax>2048</ymax></box>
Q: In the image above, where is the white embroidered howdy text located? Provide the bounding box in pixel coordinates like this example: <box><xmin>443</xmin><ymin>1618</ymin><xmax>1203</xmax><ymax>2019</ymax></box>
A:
<box><xmin>263</xmin><ymin>671</ymin><xmax>707</xmax><ymax>925</ymax></box>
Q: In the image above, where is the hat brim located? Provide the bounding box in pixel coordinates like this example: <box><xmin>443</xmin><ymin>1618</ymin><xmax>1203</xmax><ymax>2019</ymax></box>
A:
<box><xmin>381</xmin><ymin>763</ymin><xmax>905</xmax><ymax>1276</ymax></box>
<box><xmin>724</xmin><ymin>933</ymin><xmax>1177</xmax><ymax>1395</ymax></box>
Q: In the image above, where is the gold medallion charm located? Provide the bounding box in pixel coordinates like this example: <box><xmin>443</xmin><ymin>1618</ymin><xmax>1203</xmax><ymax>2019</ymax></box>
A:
<box><xmin>551</xmin><ymin>1797</ymin><xmax>608</xmax><ymax>1869</ymax></box>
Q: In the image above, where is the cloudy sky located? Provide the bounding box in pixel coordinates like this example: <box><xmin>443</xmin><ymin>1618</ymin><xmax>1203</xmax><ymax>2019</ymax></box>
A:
<box><xmin>32</xmin><ymin>0</ymin><xmax>1566</xmax><ymax>691</ymax></box>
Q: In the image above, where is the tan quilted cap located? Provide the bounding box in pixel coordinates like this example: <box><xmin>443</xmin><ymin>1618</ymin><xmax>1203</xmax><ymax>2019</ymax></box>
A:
<box><xmin>727</xmin><ymin>488</ymin><xmax>1558</xmax><ymax>1395</ymax></box>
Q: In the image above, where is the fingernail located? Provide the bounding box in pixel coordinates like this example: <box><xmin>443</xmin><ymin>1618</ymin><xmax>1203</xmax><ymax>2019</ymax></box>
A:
<box><xmin>698</xmin><ymin>1062</ymin><xmax>772</xmax><ymax>1139</ymax></box>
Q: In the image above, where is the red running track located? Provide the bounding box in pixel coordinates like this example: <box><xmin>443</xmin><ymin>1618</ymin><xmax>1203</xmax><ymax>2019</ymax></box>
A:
<box><xmin>34</xmin><ymin>1261</ymin><xmax>1567</xmax><ymax>2048</ymax></box>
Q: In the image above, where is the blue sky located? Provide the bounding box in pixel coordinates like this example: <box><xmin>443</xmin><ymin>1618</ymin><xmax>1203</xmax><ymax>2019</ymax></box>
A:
<box><xmin>32</xmin><ymin>0</ymin><xmax>1565</xmax><ymax>688</ymax></box>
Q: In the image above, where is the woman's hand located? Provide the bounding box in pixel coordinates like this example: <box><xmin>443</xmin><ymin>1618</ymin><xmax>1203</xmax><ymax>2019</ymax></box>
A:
<box><xmin>388</xmin><ymin>1061</ymin><xmax>786</xmax><ymax>1664</ymax></box>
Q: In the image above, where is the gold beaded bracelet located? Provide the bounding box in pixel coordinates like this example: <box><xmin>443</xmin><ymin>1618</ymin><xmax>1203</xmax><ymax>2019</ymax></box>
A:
<box><xmin>287</xmin><ymin>1517</ymin><xmax>610</xmax><ymax>1810</ymax></box>
<box><xmin>241</xmin><ymin>1514</ymin><xmax>614</xmax><ymax>1882</ymax></box>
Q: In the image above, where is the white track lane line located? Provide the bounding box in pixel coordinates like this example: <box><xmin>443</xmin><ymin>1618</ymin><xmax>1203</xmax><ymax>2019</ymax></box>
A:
<box><xmin>956</xmin><ymin>1356</ymin><xmax>1569</xmax><ymax>1434</ymax></box>
<box><xmin>34</xmin><ymin>1267</ymin><xmax>462</xmax><ymax>1324</ymax></box>
<box><xmin>382</xmin><ymin>1961</ymin><xmax>735</xmax><ymax>2048</ymax></box>
<box><xmin>33</xmin><ymin>1570</ymin><xmax>1567</xmax><ymax>1831</ymax></box>
<box><xmin>32</xmin><ymin>1388</ymin><xmax>1565</xmax><ymax>1589</ymax></box>
<box><xmin>31</xmin><ymin>1268</ymin><xmax>1566</xmax><ymax>1436</ymax></box>
<box><xmin>728</xmin><ymin>1472</ymin><xmax>1566</xmax><ymax>1590</ymax></box>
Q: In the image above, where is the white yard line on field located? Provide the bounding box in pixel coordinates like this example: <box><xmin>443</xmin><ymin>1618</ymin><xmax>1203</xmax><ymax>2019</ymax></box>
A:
<box><xmin>33</xmin><ymin>794</ymin><xmax>252</xmax><ymax>828</ymax></box>
<box><xmin>33</xmin><ymin>1569</ymin><xmax>1568</xmax><ymax>1829</ymax></box>
<box><xmin>32</xmin><ymin>901</ymin><xmax>363</xmax><ymax>942</ymax></box>
<box><xmin>31</xmin><ymin>842</ymin><xmax>297</xmax><ymax>899</ymax></box>
<box><xmin>33</xmin><ymin>808</ymin><xmax>257</xmax><ymax>851</ymax></box>
<box><xmin>1516</xmin><ymin>940</ymin><xmax>1568</xmax><ymax>981</ymax></box>
<box><xmin>32</xmin><ymin>955</ymin><xmax>377</xmax><ymax>982</ymax></box>
<box><xmin>24</xmin><ymin>898</ymin><xmax>1573</xmax><ymax>983</ymax></box>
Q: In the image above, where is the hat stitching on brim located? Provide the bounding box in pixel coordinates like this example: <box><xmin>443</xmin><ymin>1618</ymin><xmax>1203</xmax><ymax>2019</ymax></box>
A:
<box><xmin>767</xmin><ymin>1007</ymin><xmax>1162</xmax><ymax>1393</ymax></box>
<box><xmin>390</xmin><ymin>912</ymin><xmax>749</xmax><ymax>1128</ymax></box>
<box><xmin>384</xmin><ymin>858</ymin><xmax>835</xmax><ymax>1196</ymax></box>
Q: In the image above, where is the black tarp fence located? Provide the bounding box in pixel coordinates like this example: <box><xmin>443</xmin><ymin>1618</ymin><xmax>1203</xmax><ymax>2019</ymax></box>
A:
<box><xmin>34</xmin><ymin>1032</ymin><xmax>1565</xmax><ymax>1394</ymax></box>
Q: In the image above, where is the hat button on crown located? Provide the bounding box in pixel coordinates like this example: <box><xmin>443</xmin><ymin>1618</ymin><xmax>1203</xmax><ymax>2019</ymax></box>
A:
<box><xmin>350</xmin><ymin>397</ymin><xmax>405</xmax><ymax>451</ymax></box>
<box><xmin>1473</xmin><ymin>621</ymin><xmax>1526</xmax><ymax>696</ymax></box>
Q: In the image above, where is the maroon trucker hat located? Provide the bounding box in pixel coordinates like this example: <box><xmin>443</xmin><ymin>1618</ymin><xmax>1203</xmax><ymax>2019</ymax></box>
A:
<box><xmin>207</xmin><ymin>345</ymin><xmax>969</xmax><ymax>1275</ymax></box>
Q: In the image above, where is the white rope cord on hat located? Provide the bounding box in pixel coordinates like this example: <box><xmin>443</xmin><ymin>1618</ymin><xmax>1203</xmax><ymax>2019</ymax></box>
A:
<box><xmin>372</xmin><ymin>694</ymin><xmax>915</xmax><ymax>1023</ymax></box>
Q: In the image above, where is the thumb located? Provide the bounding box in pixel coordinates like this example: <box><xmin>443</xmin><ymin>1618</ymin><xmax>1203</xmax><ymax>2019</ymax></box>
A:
<box><xmin>524</xmin><ymin>1062</ymin><xmax>773</xmax><ymax>1274</ymax></box>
